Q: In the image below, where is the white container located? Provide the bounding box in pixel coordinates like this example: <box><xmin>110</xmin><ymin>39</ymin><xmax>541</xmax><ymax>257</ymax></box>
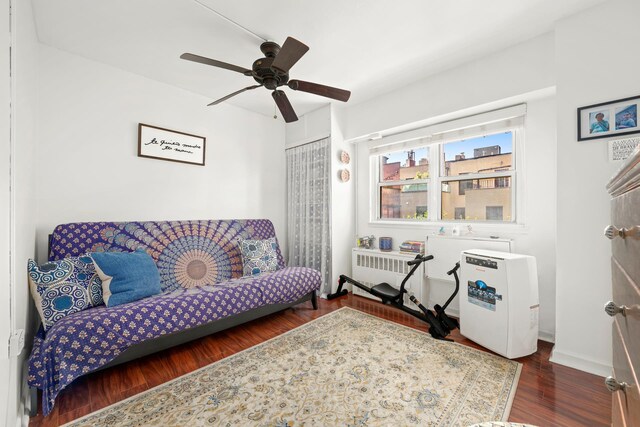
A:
<box><xmin>459</xmin><ymin>249</ymin><xmax>539</xmax><ymax>359</ymax></box>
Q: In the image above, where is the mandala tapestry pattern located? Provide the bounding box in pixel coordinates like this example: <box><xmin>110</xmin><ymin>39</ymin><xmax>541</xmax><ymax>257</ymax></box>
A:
<box><xmin>65</xmin><ymin>308</ymin><xmax>521</xmax><ymax>427</ymax></box>
<box><xmin>48</xmin><ymin>220</ymin><xmax>286</xmax><ymax>292</ymax></box>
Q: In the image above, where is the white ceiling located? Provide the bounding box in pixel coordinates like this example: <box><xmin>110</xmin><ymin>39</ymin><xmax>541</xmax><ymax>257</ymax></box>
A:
<box><xmin>31</xmin><ymin>0</ymin><xmax>603</xmax><ymax>120</ymax></box>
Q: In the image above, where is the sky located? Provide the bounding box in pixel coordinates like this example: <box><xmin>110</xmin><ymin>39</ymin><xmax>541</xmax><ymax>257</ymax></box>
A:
<box><xmin>444</xmin><ymin>132</ymin><xmax>513</xmax><ymax>161</ymax></box>
<box><xmin>383</xmin><ymin>131</ymin><xmax>513</xmax><ymax>164</ymax></box>
<box><xmin>384</xmin><ymin>147</ymin><xmax>429</xmax><ymax>165</ymax></box>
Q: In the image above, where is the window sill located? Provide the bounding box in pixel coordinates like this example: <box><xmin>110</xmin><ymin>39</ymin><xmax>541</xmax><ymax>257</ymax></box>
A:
<box><xmin>367</xmin><ymin>220</ymin><xmax>530</xmax><ymax>236</ymax></box>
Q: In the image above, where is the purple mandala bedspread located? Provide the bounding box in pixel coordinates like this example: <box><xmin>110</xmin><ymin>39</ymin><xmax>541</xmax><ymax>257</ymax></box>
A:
<box><xmin>27</xmin><ymin>219</ymin><xmax>321</xmax><ymax>416</ymax></box>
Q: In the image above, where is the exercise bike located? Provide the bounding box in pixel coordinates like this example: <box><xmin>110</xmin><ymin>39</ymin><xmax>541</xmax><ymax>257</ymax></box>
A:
<box><xmin>327</xmin><ymin>255</ymin><xmax>460</xmax><ymax>340</ymax></box>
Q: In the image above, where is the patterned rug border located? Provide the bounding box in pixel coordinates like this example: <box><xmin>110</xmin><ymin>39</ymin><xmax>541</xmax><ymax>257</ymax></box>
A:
<box><xmin>328</xmin><ymin>307</ymin><xmax>522</xmax><ymax>422</ymax></box>
<box><xmin>334</xmin><ymin>307</ymin><xmax>523</xmax><ymax>422</ymax></box>
<box><xmin>61</xmin><ymin>306</ymin><xmax>522</xmax><ymax>426</ymax></box>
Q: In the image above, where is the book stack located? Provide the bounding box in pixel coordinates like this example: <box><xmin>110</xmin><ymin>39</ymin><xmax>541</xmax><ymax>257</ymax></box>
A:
<box><xmin>399</xmin><ymin>240</ymin><xmax>425</xmax><ymax>255</ymax></box>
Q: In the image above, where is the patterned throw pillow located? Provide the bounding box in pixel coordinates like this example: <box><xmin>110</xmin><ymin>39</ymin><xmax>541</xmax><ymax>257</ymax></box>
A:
<box><xmin>239</xmin><ymin>237</ymin><xmax>281</xmax><ymax>276</ymax></box>
<box><xmin>27</xmin><ymin>255</ymin><xmax>103</xmax><ymax>330</ymax></box>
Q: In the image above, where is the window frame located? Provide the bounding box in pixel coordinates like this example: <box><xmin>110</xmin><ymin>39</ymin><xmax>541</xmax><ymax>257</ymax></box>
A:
<box><xmin>370</xmin><ymin>126</ymin><xmax>522</xmax><ymax>226</ymax></box>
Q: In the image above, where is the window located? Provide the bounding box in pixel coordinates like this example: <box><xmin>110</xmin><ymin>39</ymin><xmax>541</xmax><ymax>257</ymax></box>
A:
<box><xmin>495</xmin><ymin>177</ymin><xmax>510</xmax><ymax>188</ymax></box>
<box><xmin>440</xmin><ymin>132</ymin><xmax>514</xmax><ymax>222</ymax></box>
<box><xmin>371</xmin><ymin>108</ymin><xmax>522</xmax><ymax>224</ymax></box>
<box><xmin>377</xmin><ymin>147</ymin><xmax>430</xmax><ymax>220</ymax></box>
<box><xmin>458</xmin><ymin>179</ymin><xmax>473</xmax><ymax>196</ymax></box>
<box><xmin>486</xmin><ymin>206</ymin><xmax>504</xmax><ymax>221</ymax></box>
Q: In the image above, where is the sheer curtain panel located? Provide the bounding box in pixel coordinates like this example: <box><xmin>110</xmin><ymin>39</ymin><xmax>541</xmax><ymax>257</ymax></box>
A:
<box><xmin>286</xmin><ymin>138</ymin><xmax>331</xmax><ymax>295</ymax></box>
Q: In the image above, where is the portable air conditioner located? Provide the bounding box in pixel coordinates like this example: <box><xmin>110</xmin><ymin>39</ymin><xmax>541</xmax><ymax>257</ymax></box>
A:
<box><xmin>459</xmin><ymin>249</ymin><xmax>539</xmax><ymax>359</ymax></box>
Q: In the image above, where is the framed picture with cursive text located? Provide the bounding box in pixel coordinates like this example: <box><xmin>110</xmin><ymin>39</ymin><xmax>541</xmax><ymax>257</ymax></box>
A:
<box><xmin>138</xmin><ymin>123</ymin><xmax>206</xmax><ymax>166</ymax></box>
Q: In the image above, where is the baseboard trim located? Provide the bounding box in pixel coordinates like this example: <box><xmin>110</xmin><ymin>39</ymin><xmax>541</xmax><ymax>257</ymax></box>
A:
<box><xmin>428</xmin><ymin>304</ymin><xmax>555</xmax><ymax>344</ymax></box>
<box><xmin>549</xmin><ymin>348</ymin><xmax>611</xmax><ymax>377</ymax></box>
<box><xmin>21</xmin><ymin>358</ymin><xmax>30</xmax><ymax>427</ymax></box>
<box><xmin>538</xmin><ymin>330</ymin><xmax>555</xmax><ymax>343</ymax></box>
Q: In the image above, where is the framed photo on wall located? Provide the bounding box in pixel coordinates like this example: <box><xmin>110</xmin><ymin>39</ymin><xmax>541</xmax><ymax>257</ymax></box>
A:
<box><xmin>138</xmin><ymin>123</ymin><xmax>206</xmax><ymax>166</ymax></box>
<box><xmin>578</xmin><ymin>95</ymin><xmax>640</xmax><ymax>141</ymax></box>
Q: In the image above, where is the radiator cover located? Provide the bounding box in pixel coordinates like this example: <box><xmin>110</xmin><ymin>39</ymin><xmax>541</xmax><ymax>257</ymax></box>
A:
<box><xmin>351</xmin><ymin>249</ymin><xmax>424</xmax><ymax>310</ymax></box>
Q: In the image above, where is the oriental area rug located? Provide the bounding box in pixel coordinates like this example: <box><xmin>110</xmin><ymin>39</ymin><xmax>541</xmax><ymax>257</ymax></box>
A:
<box><xmin>64</xmin><ymin>307</ymin><xmax>521</xmax><ymax>427</ymax></box>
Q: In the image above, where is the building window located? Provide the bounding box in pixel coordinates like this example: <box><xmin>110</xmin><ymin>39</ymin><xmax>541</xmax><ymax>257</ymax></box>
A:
<box><xmin>458</xmin><ymin>179</ymin><xmax>473</xmax><ymax>196</ymax></box>
<box><xmin>377</xmin><ymin>147</ymin><xmax>430</xmax><ymax>220</ymax></box>
<box><xmin>486</xmin><ymin>206</ymin><xmax>504</xmax><ymax>220</ymax></box>
<box><xmin>440</xmin><ymin>132</ymin><xmax>514</xmax><ymax>222</ymax></box>
<box><xmin>495</xmin><ymin>176</ymin><xmax>510</xmax><ymax>188</ymax></box>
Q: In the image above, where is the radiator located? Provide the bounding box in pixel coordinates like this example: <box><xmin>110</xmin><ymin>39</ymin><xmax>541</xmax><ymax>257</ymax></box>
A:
<box><xmin>351</xmin><ymin>249</ymin><xmax>424</xmax><ymax>310</ymax></box>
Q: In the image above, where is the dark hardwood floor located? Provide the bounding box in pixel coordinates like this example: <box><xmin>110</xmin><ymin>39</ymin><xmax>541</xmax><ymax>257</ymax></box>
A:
<box><xmin>29</xmin><ymin>293</ymin><xmax>611</xmax><ymax>426</ymax></box>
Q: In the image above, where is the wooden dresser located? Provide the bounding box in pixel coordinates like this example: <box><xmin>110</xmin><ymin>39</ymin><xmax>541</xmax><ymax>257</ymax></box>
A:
<box><xmin>605</xmin><ymin>146</ymin><xmax>640</xmax><ymax>427</ymax></box>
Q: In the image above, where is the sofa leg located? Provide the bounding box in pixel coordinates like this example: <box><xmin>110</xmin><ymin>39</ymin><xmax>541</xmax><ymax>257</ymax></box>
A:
<box><xmin>29</xmin><ymin>387</ymin><xmax>38</xmax><ymax>417</ymax></box>
<box><xmin>311</xmin><ymin>290</ymin><xmax>318</xmax><ymax>310</ymax></box>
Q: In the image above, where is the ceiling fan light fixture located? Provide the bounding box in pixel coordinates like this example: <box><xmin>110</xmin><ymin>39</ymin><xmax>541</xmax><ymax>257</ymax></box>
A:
<box><xmin>263</xmin><ymin>77</ymin><xmax>278</xmax><ymax>90</ymax></box>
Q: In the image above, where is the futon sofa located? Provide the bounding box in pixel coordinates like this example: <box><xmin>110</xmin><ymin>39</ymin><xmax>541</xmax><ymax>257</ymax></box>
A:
<box><xmin>27</xmin><ymin>219</ymin><xmax>320</xmax><ymax>416</ymax></box>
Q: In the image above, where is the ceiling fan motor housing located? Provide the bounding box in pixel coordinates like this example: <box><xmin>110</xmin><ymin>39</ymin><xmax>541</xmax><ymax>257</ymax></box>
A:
<box><xmin>259</xmin><ymin>41</ymin><xmax>280</xmax><ymax>57</ymax></box>
<box><xmin>253</xmin><ymin>42</ymin><xmax>288</xmax><ymax>89</ymax></box>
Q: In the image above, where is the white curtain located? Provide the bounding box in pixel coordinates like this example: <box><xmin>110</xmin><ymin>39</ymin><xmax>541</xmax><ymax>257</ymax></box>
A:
<box><xmin>286</xmin><ymin>138</ymin><xmax>331</xmax><ymax>294</ymax></box>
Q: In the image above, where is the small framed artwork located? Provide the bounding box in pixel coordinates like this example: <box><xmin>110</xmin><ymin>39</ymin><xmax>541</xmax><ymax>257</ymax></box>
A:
<box><xmin>138</xmin><ymin>123</ymin><xmax>206</xmax><ymax>166</ymax></box>
<box><xmin>578</xmin><ymin>95</ymin><xmax>640</xmax><ymax>141</ymax></box>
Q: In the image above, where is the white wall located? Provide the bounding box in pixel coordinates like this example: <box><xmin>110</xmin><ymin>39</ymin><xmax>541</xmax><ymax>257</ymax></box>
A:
<box><xmin>519</xmin><ymin>96</ymin><xmax>557</xmax><ymax>341</ymax></box>
<box><xmin>0</xmin><ymin>0</ymin><xmax>13</xmax><ymax>424</ymax></box>
<box><xmin>352</xmin><ymin>94</ymin><xmax>557</xmax><ymax>340</ymax></box>
<box><xmin>345</xmin><ymin>32</ymin><xmax>556</xmax><ymax>141</ymax></box>
<box><xmin>0</xmin><ymin>0</ymin><xmax>40</xmax><ymax>425</ymax></box>
<box><xmin>552</xmin><ymin>0</ymin><xmax>640</xmax><ymax>376</ymax></box>
<box><xmin>284</xmin><ymin>105</ymin><xmax>331</xmax><ymax>150</ymax></box>
<box><xmin>330</xmin><ymin>107</ymin><xmax>355</xmax><ymax>293</ymax></box>
<box><xmin>36</xmin><ymin>45</ymin><xmax>286</xmax><ymax>262</ymax></box>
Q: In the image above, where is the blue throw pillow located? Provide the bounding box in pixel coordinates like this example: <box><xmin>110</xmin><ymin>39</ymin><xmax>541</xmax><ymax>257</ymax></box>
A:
<box><xmin>91</xmin><ymin>249</ymin><xmax>162</xmax><ymax>307</ymax></box>
<box><xmin>239</xmin><ymin>237</ymin><xmax>281</xmax><ymax>276</ymax></box>
<box><xmin>27</xmin><ymin>255</ymin><xmax>103</xmax><ymax>330</ymax></box>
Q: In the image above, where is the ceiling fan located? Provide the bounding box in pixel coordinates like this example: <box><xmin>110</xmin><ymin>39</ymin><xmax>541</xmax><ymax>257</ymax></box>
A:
<box><xmin>180</xmin><ymin>37</ymin><xmax>351</xmax><ymax>123</ymax></box>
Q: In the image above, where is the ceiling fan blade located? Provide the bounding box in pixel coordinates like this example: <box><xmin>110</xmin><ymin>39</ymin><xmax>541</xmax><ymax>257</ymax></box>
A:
<box><xmin>288</xmin><ymin>79</ymin><xmax>351</xmax><ymax>102</ymax></box>
<box><xmin>272</xmin><ymin>90</ymin><xmax>298</xmax><ymax>123</ymax></box>
<box><xmin>207</xmin><ymin>85</ymin><xmax>262</xmax><ymax>106</ymax></box>
<box><xmin>180</xmin><ymin>53</ymin><xmax>252</xmax><ymax>76</ymax></box>
<box><xmin>271</xmin><ymin>37</ymin><xmax>309</xmax><ymax>73</ymax></box>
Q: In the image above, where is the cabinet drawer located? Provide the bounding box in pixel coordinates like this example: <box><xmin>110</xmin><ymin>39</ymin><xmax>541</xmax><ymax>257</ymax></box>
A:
<box><xmin>612</xmin><ymin>186</ymin><xmax>640</xmax><ymax>285</ymax></box>
<box><xmin>612</xmin><ymin>322</ymin><xmax>640</xmax><ymax>426</ymax></box>
<box><xmin>612</xmin><ymin>258</ymin><xmax>640</xmax><ymax>379</ymax></box>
